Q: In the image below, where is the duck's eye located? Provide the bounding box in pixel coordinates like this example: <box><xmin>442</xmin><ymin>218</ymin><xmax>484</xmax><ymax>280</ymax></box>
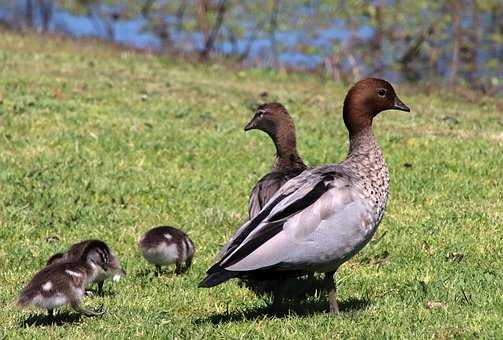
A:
<box><xmin>256</xmin><ymin>109</ymin><xmax>266</xmax><ymax>117</ymax></box>
<box><xmin>377</xmin><ymin>89</ymin><xmax>387</xmax><ymax>97</ymax></box>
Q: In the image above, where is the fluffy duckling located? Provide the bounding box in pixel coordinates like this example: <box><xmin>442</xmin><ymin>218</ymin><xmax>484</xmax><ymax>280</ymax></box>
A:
<box><xmin>47</xmin><ymin>240</ymin><xmax>126</xmax><ymax>295</ymax></box>
<box><xmin>139</xmin><ymin>226</ymin><xmax>195</xmax><ymax>274</ymax></box>
<box><xmin>18</xmin><ymin>240</ymin><xmax>113</xmax><ymax>317</ymax></box>
<box><xmin>200</xmin><ymin>79</ymin><xmax>410</xmax><ymax>313</ymax></box>
<box><xmin>244</xmin><ymin>103</ymin><xmax>308</xmax><ymax>219</ymax></box>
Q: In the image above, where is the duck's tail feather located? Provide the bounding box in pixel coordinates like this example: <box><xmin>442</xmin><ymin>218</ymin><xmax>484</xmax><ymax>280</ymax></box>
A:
<box><xmin>199</xmin><ymin>269</ymin><xmax>238</xmax><ymax>288</ymax></box>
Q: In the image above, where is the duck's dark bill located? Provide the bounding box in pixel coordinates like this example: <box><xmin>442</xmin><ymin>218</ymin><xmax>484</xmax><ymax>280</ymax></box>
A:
<box><xmin>393</xmin><ymin>97</ymin><xmax>410</xmax><ymax>112</ymax></box>
<box><xmin>244</xmin><ymin>119</ymin><xmax>256</xmax><ymax>131</ymax></box>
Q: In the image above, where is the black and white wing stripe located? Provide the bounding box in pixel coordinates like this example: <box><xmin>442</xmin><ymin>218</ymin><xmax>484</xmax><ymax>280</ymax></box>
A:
<box><xmin>248</xmin><ymin>168</ymin><xmax>307</xmax><ymax>220</ymax></box>
<box><xmin>200</xmin><ymin>165</ymin><xmax>346</xmax><ymax>287</ymax></box>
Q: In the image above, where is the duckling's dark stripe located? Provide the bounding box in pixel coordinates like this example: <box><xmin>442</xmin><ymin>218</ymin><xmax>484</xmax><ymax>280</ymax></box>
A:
<box><xmin>47</xmin><ymin>252</ymin><xmax>65</xmax><ymax>265</ymax></box>
<box><xmin>79</xmin><ymin>240</ymin><xmax>110</xmax><ymax>264</ymax></box>
<box><xmin>175</xmin><ymin>237</ymin><xmax>184</xmax><ymax>261</ymax></box>
<box><xmin>97</xmin><ymin>248</ymin><xmax>108</xmax><ymax>265</ymax></box>
<box><xmin>182</xmin><ymin>236</ymin><xmax>192</xmax><ymax>258</ymax></box>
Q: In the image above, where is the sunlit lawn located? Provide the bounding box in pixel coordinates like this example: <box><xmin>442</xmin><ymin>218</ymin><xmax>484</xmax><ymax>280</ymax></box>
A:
<box><xmin>0</xmin><ymin>30</ymin><xmax>502</xmax><ymax>338</ymax></box>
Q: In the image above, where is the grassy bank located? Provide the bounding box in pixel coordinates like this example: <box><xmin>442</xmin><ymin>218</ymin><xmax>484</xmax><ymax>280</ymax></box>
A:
<box><xmin>0</xmin><ymin>31</ymin><xmax>502</xmax><ymax>338</ymax></box>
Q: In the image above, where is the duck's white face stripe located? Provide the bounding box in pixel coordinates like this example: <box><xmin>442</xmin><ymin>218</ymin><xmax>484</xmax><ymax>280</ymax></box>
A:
<box><xmin>164</xmin><ymin>233</ymin><xmax>173</xmax><ymax>241</ymax></box>
<box><xmin>65</xmin><ymin>269</ymin><xmax>82</xmax><ymax>277</ymax></box>
<box><xmin>89</xmin><ymin>262</ymin><xmax>97</xmax><ymax>270</ymax></box>
<box><xmin>42</xmin><ymin>281</ymin><xmax>53</xmax><ymax>291</ymax></box>
<box><xmin>187</xmin><ymin>239</ymin><xmax>194</xmax><ymax>254</ymax></box>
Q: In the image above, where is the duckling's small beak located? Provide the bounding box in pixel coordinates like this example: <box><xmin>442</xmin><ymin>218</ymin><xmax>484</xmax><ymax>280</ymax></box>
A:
<box><xmin>393</xmin><ymin>96</ymin><xmax>410</xmax><ymax>112</ymax></box>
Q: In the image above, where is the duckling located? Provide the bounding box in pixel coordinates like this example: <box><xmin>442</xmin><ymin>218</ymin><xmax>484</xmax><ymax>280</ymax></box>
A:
<box><xmin>138</xmin><ymin>226</ymin><xmax>195</xmax><ymax>274</ymax></box>
<box><xmin>18</xmin><ymin>240</ymin><xmax>112</xmax><ymax>317</ymax></box>
<box><xmin>47</xmin><ymin>240</ymin><xmax>126</xmax><ymax>296</ymax></box>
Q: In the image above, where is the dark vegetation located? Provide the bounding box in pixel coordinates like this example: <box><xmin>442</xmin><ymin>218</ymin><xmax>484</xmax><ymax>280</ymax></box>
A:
<box><xmin>1</xmin><ymin>0</ymin><xmax>502</xmax><ymax>93</ymax></box>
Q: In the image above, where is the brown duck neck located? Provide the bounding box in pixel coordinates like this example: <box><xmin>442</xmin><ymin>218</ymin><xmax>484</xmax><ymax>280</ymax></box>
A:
<box><xmin>269</xmin><ymin>126</ymin><xmax>305</xmax><ymax>171</ymax></box>
<box><xmin>341</xmin><ymin>106</ymin><xmax>387</xmax><ymax>181</ymax></box>
<box><xmin>341</xmin><ymin>94</ymin><xmax>381</xmax><ymax>164</ymax></box>
<box><xmin>347</xmin><ymin>126</ymin><xmax>377</xmax><ymax>157</ymax></box>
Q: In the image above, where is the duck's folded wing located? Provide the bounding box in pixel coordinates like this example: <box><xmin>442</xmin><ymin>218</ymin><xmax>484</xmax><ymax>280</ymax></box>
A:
<box><xmin>215</xmin><ymin>175</ymin><xmax>280</xmax><ymax>261</ymax></box>
<box><xmin>248</xmin><ymin>182</ymin><xmax>263</xmax><ymax>222</ymax></box>
<box><xmin>202</xmin><ymin>166</ymin><xmax>354</xmax><ymax>283</ymax></box>
<box><xmin>218</xmin><ymin>173</ymin><xmax>287</xmax><ymax>261</ymax></box>
<box><xmin>223</xmin><ymin>168</ymin><xmax>337</xmax><ymax>259</ymax></box>
<box><xmin>248</xmin><ymin>168</ymin><xmax>307</xmax><ymax>220</ymax></box>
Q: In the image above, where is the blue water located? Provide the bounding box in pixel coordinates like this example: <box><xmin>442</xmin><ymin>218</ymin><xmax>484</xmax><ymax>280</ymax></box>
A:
<box><xmin>0</xmin><ymin>2</ymin><xmax>370</xmax><ymax>68</ymax></box>
<box><xmin>0</xmin><ymin>2</ymin><xmax>500</xmax><ymax>86</ymax></box>
<box><xmin>52</xmin><ymin>9</ymin><xmax>161</xmax><ymax>50</ymax></box>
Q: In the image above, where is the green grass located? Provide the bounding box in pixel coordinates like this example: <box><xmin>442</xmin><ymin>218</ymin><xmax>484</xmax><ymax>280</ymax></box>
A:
<box><xmin>0</xmin><ymin>30</ymin><xmax>502</xmax><ymax>339</ymax></box>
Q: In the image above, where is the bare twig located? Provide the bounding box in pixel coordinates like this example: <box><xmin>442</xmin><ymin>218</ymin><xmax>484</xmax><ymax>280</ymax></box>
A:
<box><xmin>25</xmin><ymin>0</ymin><xmax>34</xmax><ymax>27</ymax></box>
<box><xmin>37</xmin><ymin>0</ymin><xmax>53</xmax><ymax>32</ymax></box>
<box><xmin>175</xmin><ymin>0</ymin><xmax>188</xmax><ymax>32</ymax></box>
<box><xmin>269</xmin><ymin>0</ymin><xmax>280</xmax><ymax>68</ymax></box>
<box><xmin>237</xmin><ymin>20</ymin><xmax>266</xmax><ymax>62</ymax></box>
<box><xmin>199</xmin><ymin>0</ymin><xmax>228</xmax><ymax>61</ymax></box>
<box><xmin>448</xmin><ymin>0</ymin><xmax>462</xmax><ymax>87</ymax></box>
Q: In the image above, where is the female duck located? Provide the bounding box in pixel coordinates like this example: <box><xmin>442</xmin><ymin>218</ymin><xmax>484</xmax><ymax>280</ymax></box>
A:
<box><xmin>244</xmin><ymin>103</ymin><xmax>307</xmax><ymax>219</ymax></box>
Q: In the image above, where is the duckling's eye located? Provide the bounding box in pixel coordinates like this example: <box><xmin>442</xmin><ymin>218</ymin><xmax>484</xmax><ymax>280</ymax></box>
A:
<box><xmin>257</xmin><ymin>109</ymin><xmax>266</xmax><ymax>118</ymax></box>
<box><xmin>377</xmin><ymin>88</ymin><xmax>387</xmax><ymax>97</ymax></box>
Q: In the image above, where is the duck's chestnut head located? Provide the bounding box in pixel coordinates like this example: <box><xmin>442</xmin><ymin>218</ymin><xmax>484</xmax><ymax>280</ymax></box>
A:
<box><xmin>244</xmin><ymin>102</ymin><xmax>294</xmax><ymax>136</ymax></box>
<box><xmin>343</xmin><ymin>78</ymin><xmax>410</xmax><ymax>135</ymax></box>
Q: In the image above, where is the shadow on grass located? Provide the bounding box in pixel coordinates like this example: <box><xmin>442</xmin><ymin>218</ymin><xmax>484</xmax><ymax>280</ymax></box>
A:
<box><xmin>196</xmin><ymin>297</ymin><xmax>370</xmax><ymax>325</ymax></box>
<box><xmin>195</xmin><ymin>275</ymin><xmax>371</xmax><ymax>324</ymax></box>
<box><xmin>20</xmin><ymin>312</ymin><xmax>82</xmax><ymax>327</ymax></box>
<box><xmin>134</xmin><ymin>268</ymin><xmax>177</xmax><ymax>278</ymax></box>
